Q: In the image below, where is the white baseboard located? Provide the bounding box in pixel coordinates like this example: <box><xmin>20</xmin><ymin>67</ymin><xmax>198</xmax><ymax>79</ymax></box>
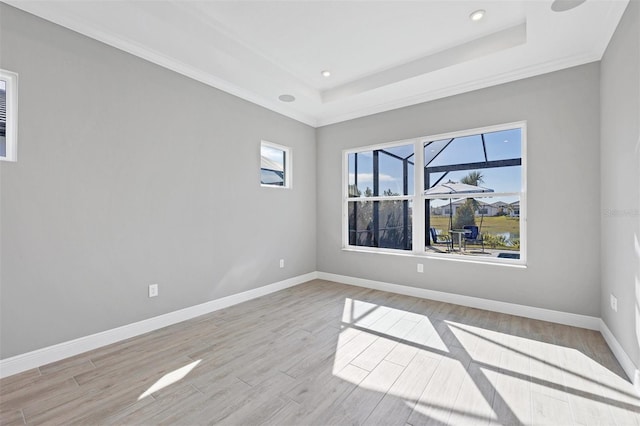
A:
<box><xmin>0</xmin><ymin>272</ymin><xmax>318</xmax><ymax>379</ymax></box>
<box><xmin>317</xmin><ymin>272</ymin><xmax>601</xmax><ymax>330</ymax></box>
<box><xmin>599</xmin><ymin>320</ymin><xmax>640</xmax><ymax>393</ymax></box>
<box><xmin>4</xmin><ymin>270</ymin><xmax>637</xmax><ymax>397</ymax></box>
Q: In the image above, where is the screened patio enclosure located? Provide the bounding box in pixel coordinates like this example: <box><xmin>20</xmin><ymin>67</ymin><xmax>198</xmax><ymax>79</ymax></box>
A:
<box><xmin>347</xmin><ymin>126</ymin><xmax>523</xmax><ymax>260</ymax></box>
<box><xmin>424</xmin><ymin>128</ymin><xmax>523</xmax><ymax>258</ymax></box>
<box><xmin>348</xmin><ymin>144</ymin><xmax>414</xmax><ymax>250</ymax></box>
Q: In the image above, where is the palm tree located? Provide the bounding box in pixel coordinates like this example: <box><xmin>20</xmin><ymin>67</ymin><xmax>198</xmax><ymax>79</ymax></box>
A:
<box><xmin>460</xmin><ymin>171</ymin><xmax>484</xmax><ymax>186</ymax></box>
<box><xmin>453</xmin><ymin>171</ymin><xmax>485</xmax><ymax>229</ymax></box>
<box><xmin>462</xmin><ymin>170</ymin><xmax>484</xmax><ymax>216</ymax></box>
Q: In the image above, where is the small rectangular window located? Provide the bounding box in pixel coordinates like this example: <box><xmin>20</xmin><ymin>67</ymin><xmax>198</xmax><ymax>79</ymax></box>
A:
<box><xmin>261</xmin><ymin>141</ymin><xmax>291</xmax><ymax>188</ymax></box>
<box><xmin>0</xmin><ymin>69</ymin><xmax>18</xmax><ymax>162</ymax></box>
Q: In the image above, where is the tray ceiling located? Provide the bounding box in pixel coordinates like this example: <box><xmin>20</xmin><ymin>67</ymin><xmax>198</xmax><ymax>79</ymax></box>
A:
<box><xmin>5</xmin><ymin>0</ymin><xmax>629</xmax><ymax>127</ymax></box>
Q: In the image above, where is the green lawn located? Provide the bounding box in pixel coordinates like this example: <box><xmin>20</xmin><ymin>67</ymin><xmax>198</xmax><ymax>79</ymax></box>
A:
<box><xmin>429</xmin><ymin>215</ymin><xmax>520</xmax><ymax>236</ymax></box>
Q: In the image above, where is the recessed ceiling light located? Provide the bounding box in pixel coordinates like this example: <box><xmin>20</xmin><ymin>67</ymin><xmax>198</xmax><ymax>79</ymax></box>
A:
<box><xmin>278</xmin><ymin>94</ymin><xmax>295</xmax><ymax>102</ymax></box>
<box><xmin>551</xmin><ymin>0</ymin><xmax>586</xmax><ymax>12</ymax></box>
<box><xmin>321</xmin><ymin>70</ymin><xmax>332</xmax><ymax>78</ymax></box>
<box><xmin>469</xmin><ymin>9</ymin><xmax>485</xmax><ymax>21</ymax></box>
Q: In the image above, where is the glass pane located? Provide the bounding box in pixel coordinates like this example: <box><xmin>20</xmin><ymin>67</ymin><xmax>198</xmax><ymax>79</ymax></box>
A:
<box><xmin>425</xmin><ymin>129</ymin><xmax>522</xmax><ymax>166</ymax></box>
<box><xmin>378</xmin><ymin>200</ymin><xmax>413</xmax><ymax>249</ymax></box>
<box><xmin>426</xmin><ymin>196</ymin><xmax>520</xmax><ymax>260</ymax></box>
<box><xmin>346</xmin><ymin>151</ymin><xmax>372</xmax><ymax>196</ymax></box>
<box><xmin>424</xmin><ymin>138</ymin><xmax>450</xmax><ymax>166</ymax></box>
<box><xmin>0</xmin><ymin>80</ymin><xmax>5</xmax><ymax>158</ymax></box>
<box><xmin>426</xmin><ymin>165</ymin><xmax>522</xmax><ymax>194</ymax></box>
<box><xmin>348</xmin><ymin>153</ymin><xmax>356</xmax><ymax>195</ymax></box>
<box><xmin>425</xmin><ymin>134</ymin><xmax>485</xmax><ymax>168</ymax></box>
<box><xmin>348</xmin><ymin>200</ymin><xmax>412</xmax><ymax>250</ymax></box>
<box><xmin>261</xmin><ymin>144</ymin><xmax>285</xmax><ymax>186</ymax></box>
<box><xmin>383</xmin><ymin>144</ymin><xmax>414</xmax><ymax>159</ymax></box>
<box><xmin>261</xmin><ymin>169</ymin><xmax>283</xmax><ymax>185</ymax></box>
<box><xmin>348</xmin><ymin>144</ymin><xmax>414</xmax><ymax>197</ymax></box>
<box><xmin>379</xmin><ymin>151</ymin><xmax>414</xmax><ymax>196</ymax></box>
<box><xmin>424</xmin><ymin>127</ymin><xmax>522</xmax><ymax>193</ymax></box>
<box><xmin>483</xmin><ymin>128</ymin><xmax>522</xmax><ymax>161</ymax></box>
<box><xmin>357</xmin><ymin>151</ymin><xmax>374</xmax><ymax>196</ymax></box>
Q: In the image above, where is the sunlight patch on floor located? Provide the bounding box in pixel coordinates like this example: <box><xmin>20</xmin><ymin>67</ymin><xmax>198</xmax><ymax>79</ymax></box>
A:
<box><xmin>411</xmin><ymin>401</ymin><xmax>460</xmax><ymax>423</ymax></box>
<box><xmin>328</xmin><ymin>297</ymin><xmax>640</xmax><ymax>424</ymax></box>
<box><xmin>333</xmin><ymin>298</ymin><xmax>450</xmax><ymax>376</ymax></box>
<box><xmin>138</xmin><ymin>359</ymin><xmax>201</xmax><ymax>400</ymax></box>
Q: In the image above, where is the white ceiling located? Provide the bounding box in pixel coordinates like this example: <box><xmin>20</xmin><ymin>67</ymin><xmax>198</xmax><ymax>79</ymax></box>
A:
<box><xmin>6</xmin><ymin>0</ymin><xmax>628</xmax><ymax>127</ymax></box>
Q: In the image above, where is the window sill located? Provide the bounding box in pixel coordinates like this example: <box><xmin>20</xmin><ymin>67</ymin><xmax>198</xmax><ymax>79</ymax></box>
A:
<box><xmin>341</xmin><ymin>246</ymin><xmax>527</xmax><ymax>268</ymax></box>
<box><xmin>260</xmin><ymin>184</ymin><xmax>291</xmax><ymax>189</ymax></box>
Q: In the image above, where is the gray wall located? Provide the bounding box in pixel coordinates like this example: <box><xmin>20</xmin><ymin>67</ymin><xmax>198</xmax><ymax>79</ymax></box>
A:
<box><xmin>317</xmin><ymin>63</ymin><xmax>602</xmax><ymax>317</ymax></box>
<box><xmin>600</xmin><ymin>0</ymin><xmax>640</xmax><ymax>371</ymax></box>
<box><xmin>2</xmin><ymin>1</ymin><xmax>634</xmax><ymax>365</ymax></box>
<box><xmin>0</xmin><ymin>5</ymin><xmax>316</xmax><ymax>359</ymax></box>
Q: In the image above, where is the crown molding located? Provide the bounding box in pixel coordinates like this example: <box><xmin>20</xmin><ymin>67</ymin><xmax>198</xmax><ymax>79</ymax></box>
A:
<box><xmin>316</xmin><ymin>50</ymin><xmax>602</xmax><ymax>127</ymax></box>
<box><xmin>3</xmin><ymin>1</ymin><xmax>319</xmax><ymax>127</ymax></box>
<box><xmin>2</xmin><ymin>1</ymin><xmax>619</xmax><ymax>129</ymax></box>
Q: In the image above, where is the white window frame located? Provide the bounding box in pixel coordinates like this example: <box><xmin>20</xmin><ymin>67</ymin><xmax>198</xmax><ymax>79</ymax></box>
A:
<box><xmin>0</xmin><ymin>69</ymin><xmax>18</xmax><ymax>162</ymax></box>
<box><xmin>260</xmin><ymin>140</ymin><xmax>291</xmax><ymax>189</ymax></box>
<box><xmin>343</xmin><ymin>138</ymin><xmax>417</xmax><ymax>253</ymax></box>
<box><xmin>342</xmin><ymin>121</ymin><xmax>527</xmax><ymax>265</ymax></box>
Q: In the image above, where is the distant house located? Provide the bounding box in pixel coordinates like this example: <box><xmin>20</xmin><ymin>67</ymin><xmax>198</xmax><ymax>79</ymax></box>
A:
<box><xmin>476</xmin><ymin>200</ymin><xmax>499</xmax><ymax>216</ymax></box>
<box><xmin>430</xmin><ymin>204</ymin><xmax>449</xmax><ymax>216</ymax></box>
<box><xmin>490</xmin><ymin>201</ymin><xmax>509</xmax><ymax>216</ymax></box>
<box><xmin>509</xmin><ymin>201</ymin><xmax>520</xmax><ymax>217</ymax></box>
<box><xmin>431</xmin><ymin>199</ymin><xmax>499</xmax><ymax>216</ymax></box>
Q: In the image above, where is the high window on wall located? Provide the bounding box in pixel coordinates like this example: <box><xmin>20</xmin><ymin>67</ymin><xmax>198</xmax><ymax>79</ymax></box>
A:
<box><xmin>0</xmin><ymin>69</ymin><xmax>18</xmax><ymax>162</ymax></box>
<box><xmin>261</xmin><ymin>141</ymin><xmax>290</xmax><ymax>188</ymax></box>
<box><xmin>343</xmin><ymin>122</ymin><xmax>526</xmax><ymax>264</ymax></box>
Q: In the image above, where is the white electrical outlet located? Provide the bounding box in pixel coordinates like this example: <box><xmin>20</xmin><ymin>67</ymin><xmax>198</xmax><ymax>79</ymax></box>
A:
<box><xmin>149</xmin><ymin>283</ymin><xmax>159</xmax><ymax>298</ymax></box>
<box><xmin>279</xmin><ymin>259</ymin><xmax>285</xmax><ymax>268</ymax></box>
<box><xmin>610</xmin><ymin>294</ymin><xmax>617</xmax><ymax>312</ymax></box>
<box><xmin>417</xmin><ymin>263</ymin><xmax>424</xmax><ymax>273</ymax></box>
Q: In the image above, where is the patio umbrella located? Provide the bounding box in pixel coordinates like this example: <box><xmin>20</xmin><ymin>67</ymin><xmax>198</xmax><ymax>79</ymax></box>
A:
<box><xmin>424</xmin><ymin>180</ymin><xmax>494</xmax><ymax>230</ymax></box>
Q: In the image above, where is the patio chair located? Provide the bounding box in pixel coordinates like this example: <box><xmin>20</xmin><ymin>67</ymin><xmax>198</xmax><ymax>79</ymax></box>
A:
<box><xmin>463</xmin><ymin>225</ymin><xmax>485</xmax><ymax>252</ymax></box>
<box><xmin>429</xmin><ymin>227</ymin><xmax>452</xmax><ymax>251</ymax></box>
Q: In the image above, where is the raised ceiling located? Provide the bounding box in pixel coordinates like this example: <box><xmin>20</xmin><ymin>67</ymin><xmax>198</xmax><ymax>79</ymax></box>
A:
<box><xmin>6</xmin><ymin>0</ymin><xmax>628</xmax><ymax>127</ymax></box>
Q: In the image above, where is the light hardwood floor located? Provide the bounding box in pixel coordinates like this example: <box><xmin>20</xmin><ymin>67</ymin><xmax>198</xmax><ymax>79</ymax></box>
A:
<box><xmin>1</xmin><ymin>280</ymin><xmax>639</xmax><ymax>425</ymax></box>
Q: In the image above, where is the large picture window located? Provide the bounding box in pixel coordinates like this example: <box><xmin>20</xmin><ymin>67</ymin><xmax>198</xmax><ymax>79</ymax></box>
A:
<box><xmin>343</xmin><ymin>122</ymin><xmax>526</xmax><ymax>264</ymax></box>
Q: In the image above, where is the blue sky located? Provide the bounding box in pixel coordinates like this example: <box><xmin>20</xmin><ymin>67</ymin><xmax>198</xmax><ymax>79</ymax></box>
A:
<box><xmin>348</xmin><ymin>128</ymin><xmax>522</xmax><ymax>203</ymax></box>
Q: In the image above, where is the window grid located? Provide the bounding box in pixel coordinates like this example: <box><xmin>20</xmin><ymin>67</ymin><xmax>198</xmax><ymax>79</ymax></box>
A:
<box><xmin>343</xmin><ymin>122</ymin><xmax>526</xmax><ymax>264</ymax></box>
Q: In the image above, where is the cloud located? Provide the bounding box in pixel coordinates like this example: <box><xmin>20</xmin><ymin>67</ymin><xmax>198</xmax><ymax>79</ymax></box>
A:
<box><xmin>349</xmin><ymin>173</ymin><xmax>397</xmax><ymax>183</ymax></box>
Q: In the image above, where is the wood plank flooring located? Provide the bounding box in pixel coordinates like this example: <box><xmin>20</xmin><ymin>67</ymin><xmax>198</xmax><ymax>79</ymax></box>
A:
<box><xmin>1</xmin><ymin>279</ymin><xmax>638</xmax><ymax>425</ymax></box>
